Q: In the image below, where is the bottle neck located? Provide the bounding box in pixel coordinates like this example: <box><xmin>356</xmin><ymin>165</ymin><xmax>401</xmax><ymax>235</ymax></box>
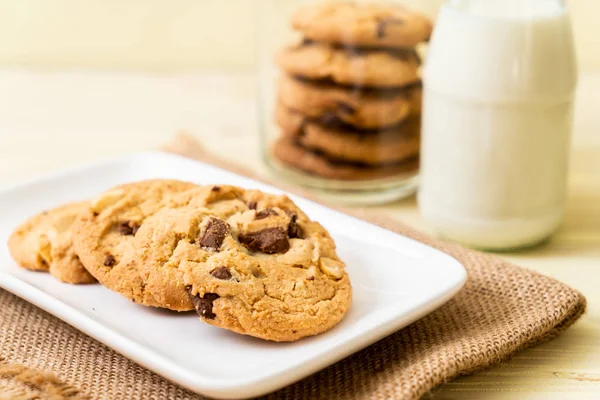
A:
<box><xmin>447</xmin><ymin>0</ymin><xmax>566</xmax><ymax>17</ymax></box>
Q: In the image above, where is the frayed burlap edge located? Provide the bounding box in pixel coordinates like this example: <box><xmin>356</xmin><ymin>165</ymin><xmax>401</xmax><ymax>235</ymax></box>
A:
<box><xmin>0</xmin><ymin>357</ymin><xmax>89</xmax><ymax>400</ymax></box>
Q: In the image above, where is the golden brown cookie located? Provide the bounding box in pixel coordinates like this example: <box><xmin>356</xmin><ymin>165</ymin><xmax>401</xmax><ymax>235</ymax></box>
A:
<box><xmin>292</xmin><ymin>2</ymin><xmax>433</xmax><ymax>48</ymax></box>
<box><xmin>134</xmin><ymin>185</ymin><xmax>255</xmax><ymax>311</ymax></box>
<box><xmin>272</xmin><ymin>137</ymin><xmax>419</xmax><ymax>181</ymax></box>
<box><xmin>278</xmin><ymin>74</ymin><xmax>421</xmax><ymax>129</ymax></box>
<box><xmin>276</xmin><ymin>103</ymin><xmax>421</xmax><ymax>165</ymax></box>
<box><xmin>71</xmin><ymin>179</ymin><xmax>198</xmax><ymax>307</ymax></box>
<box><xmin>135</xmin><ymin>185</ymin><xmax>352</xmax><ymax>341</ymax></box>
<box><xmin>8</xmin><ymin>202</ymin><xmax>97</xmax><ymax>284</ymax></box>
<box><xmin>276</xmin><ymin>41</ymin><xmax>421</xmax><ymax>88</ymax></box>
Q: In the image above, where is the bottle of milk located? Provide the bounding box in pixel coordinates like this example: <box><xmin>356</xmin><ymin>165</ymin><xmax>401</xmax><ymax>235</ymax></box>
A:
<box><xmin>419</xmin><ymin>0</ymin><xmax>578</xmax><ymax>250</ymax></box>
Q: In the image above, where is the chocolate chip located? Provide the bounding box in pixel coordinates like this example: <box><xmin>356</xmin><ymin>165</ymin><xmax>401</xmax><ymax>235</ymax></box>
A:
<box><xmin>118</xmin><ymin>221</ymin><xmax>140</xmax><ymax>236</ymax></box>
<box><xmin>131</xmin><ymin>223</ymin><xmax>140</xmax><ymax>235</ymax></box>
<box><xmin>337</xmin><ymin>101</ymin><xmax>356</xmax><ymax>115</ymax></box>
<box><xmin>306</xmin><ymin>276</ymin><xmax>315</xmax><ymax>281</ymax></box>
<box><xmin>92</xmin><ymin>212</ymin><xmax>99</xmax><ymax>217</ymax></box>
<box><xmin>297</xmin><ymin>124</ymin><xmax>308</xmax><ymax>138</ymax></box>
<box><xmin>320</xmin><ymin>112</ymin><xmax>339</xmax><ymax>126</ymax></box>
<box><xmin>255</xmin><ymin>208</ymin><xmax>278</xmax><ymax>220</ymax></box>
<box><xmin>376</xmin><ymin>17</ymin><xmax>405</xmax><ymax>38</ymax></box>
<box><xmin>199</xmin><ymin>218</ymin><xmax>230</xmax><ymax>251</ymax></box>
<box><xmin>210</xmin><ymin>266</ymin><xmax>232</xmax><ymax>280</ymax></box>
<box><xmin>248</xmin><ymin>201</ymin><xmax>258</xmax><ymax>210</ymax></box>
<box><xmin>286</xmin><ymin>212</ymin><xmax>303</xmax><ymax>239</ymax></box>
<box><xmin>117</xmin><ymin>221</ymin><xmax>132</xmax><ymax>235</ymax></box>
<box><xmin>186</xmin><ymin>286</ymin><xmax>219</xmax><ymax>320</ymax></box>
<box><xmin>199</xmin><ymin>293</ymin><xmax>219</xmax><ymax>319</ymax></box>
<box><xmin>340</xmin><ymin>43</ymin><xmax>369</xmax><ymax>59</ymax></box>
<box><xmin>238</xmin><ymin>228</ymin><xmax>290</xmax><ymax>254</ymax></box>
<box><xmin>211</xmin><ymin>186</ymin><xmax>221</xmax><ymax>192</ymax></box>
<box><xmin>292</xmin><ymin>264</ymin><xmax>304</xmax><ymax>269</ymax></box>
<box><xmin>104</xmin><ymin>254</ymin><xmax>116</xmax><ymax>267</ymax></box>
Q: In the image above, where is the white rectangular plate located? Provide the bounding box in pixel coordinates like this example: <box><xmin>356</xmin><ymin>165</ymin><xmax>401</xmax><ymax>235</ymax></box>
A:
<box><xmin>0</xmin><ymin>152</ymin><xmax>466</xmax><ymax>399</ymax></box>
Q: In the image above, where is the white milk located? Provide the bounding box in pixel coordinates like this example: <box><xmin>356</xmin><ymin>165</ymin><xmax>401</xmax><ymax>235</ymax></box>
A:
<box><xmin>419</xmin><ymin>0</ymin><xmax>578</xmax><ymax>250</ymax></box>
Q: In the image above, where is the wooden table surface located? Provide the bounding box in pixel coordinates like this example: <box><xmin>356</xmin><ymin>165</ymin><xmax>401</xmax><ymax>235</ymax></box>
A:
<box><xmin>0</xmin><ymin>70</ymin><xmax>598</xmax><ymax>399</ymax></box>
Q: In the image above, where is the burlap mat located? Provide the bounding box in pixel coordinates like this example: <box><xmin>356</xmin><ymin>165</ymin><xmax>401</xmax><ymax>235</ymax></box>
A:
<box><xmin>0</xmin><ymin>133</ymin><xmax>586</xmax><ymax>400</ymax></box>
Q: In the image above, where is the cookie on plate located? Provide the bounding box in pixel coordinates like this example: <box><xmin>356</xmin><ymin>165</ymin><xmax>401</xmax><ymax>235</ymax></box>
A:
<box><xmin>136</xmin><ymin>185</ymin><xmax>352</xmax><ymax>341</ymax></box>
<box><xmin>134</xmin><ymin>185</ymin><xmax>254</xmax><ymax>311</ymax></box>
<box><xmin>272</xmin><ymin>137</ymin><xmax>419</xmax><ymax>181</ymax></box>
<box><xmin>278</xmin><ymin>74</ymin><xmax>421</xmax><ymax>129</ymax></box>
<box><xmin>276</xmin><ymin>41</ymin><xmax>421</xmax><ymax>88</ymax></box>
<box><xmin>276</xmin><ymin>103</ymin><xmax>421</xmax><ymax>165</ymax></box>
<box><xmin>71</xmin><ymin>179</ymin><xmax>198</xmax><ymax>307</ymax></box>
<box><xmin>292</xmin><ymin>2</ymin><xmax>433</xmax><ymax>48</ymax></box>
<box><xmin>8</xmin><ymin>202</ymin><xmax>97</xmax><ymax>284</ymax></box>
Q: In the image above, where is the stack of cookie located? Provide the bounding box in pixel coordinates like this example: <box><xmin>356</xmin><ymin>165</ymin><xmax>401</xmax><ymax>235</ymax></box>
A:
<box><xmin>8</xmin><ymin>180</ymin><xmax>352</xmax><ymax>342</ymax></box>
<box><xmin>272</xmin><ymin>2</ymin><xmax>432</xmax><ymax>181</ymax></box>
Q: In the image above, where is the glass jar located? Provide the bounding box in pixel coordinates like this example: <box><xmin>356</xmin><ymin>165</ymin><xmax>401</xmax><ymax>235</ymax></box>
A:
<box><xmin>419</xmin><ymin>0</ymin><xmax>577</xmax><ymax>250</ymax></box>
<box><xmin>257</xmin><ymin>0</ymin><xmax>433</xmax><ymax>205</ymax></box>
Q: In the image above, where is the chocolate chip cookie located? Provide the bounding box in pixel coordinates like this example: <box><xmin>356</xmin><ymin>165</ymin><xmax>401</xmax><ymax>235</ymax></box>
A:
<box><xmin>292</xmin><ymin>2</ymin><xmax>433</xmax><ymax>48</ymax></box>
<box><xmin>272</xmin><ymin>137</ymin><xmax>419</xmax><ymax>181</ymax></box>
<box><xmin>71</xmin><ymin>179</ymin><xmax>198</xmax><ymax>306</ymax></box>
<box><xmin>134</xmin><ymin>185</ymin><xmax>252</xmax><ymax>311</ymax></box>
<box><xmin>8</xmin><ymin>202</ymin><xmax>97</xmax><ymax>284</ymax></box>
<box><xmin>135</xmin><ymin>185</ymin><xmax>352</xmax><ymax>341</ymax></box>
<box><xmin>276</xmin><ymin>41</ymin><xmax>421</xmax><ymax>88</ymax></box>
<box><xmin>278</xmin><ymin>74</ymin><xmax>421</xmax><ymax>129</ymax></box>
<box><xmin>277</xmin><ymin>103</ymin><xmax>421</xmax><ymax>165</ymax></box>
